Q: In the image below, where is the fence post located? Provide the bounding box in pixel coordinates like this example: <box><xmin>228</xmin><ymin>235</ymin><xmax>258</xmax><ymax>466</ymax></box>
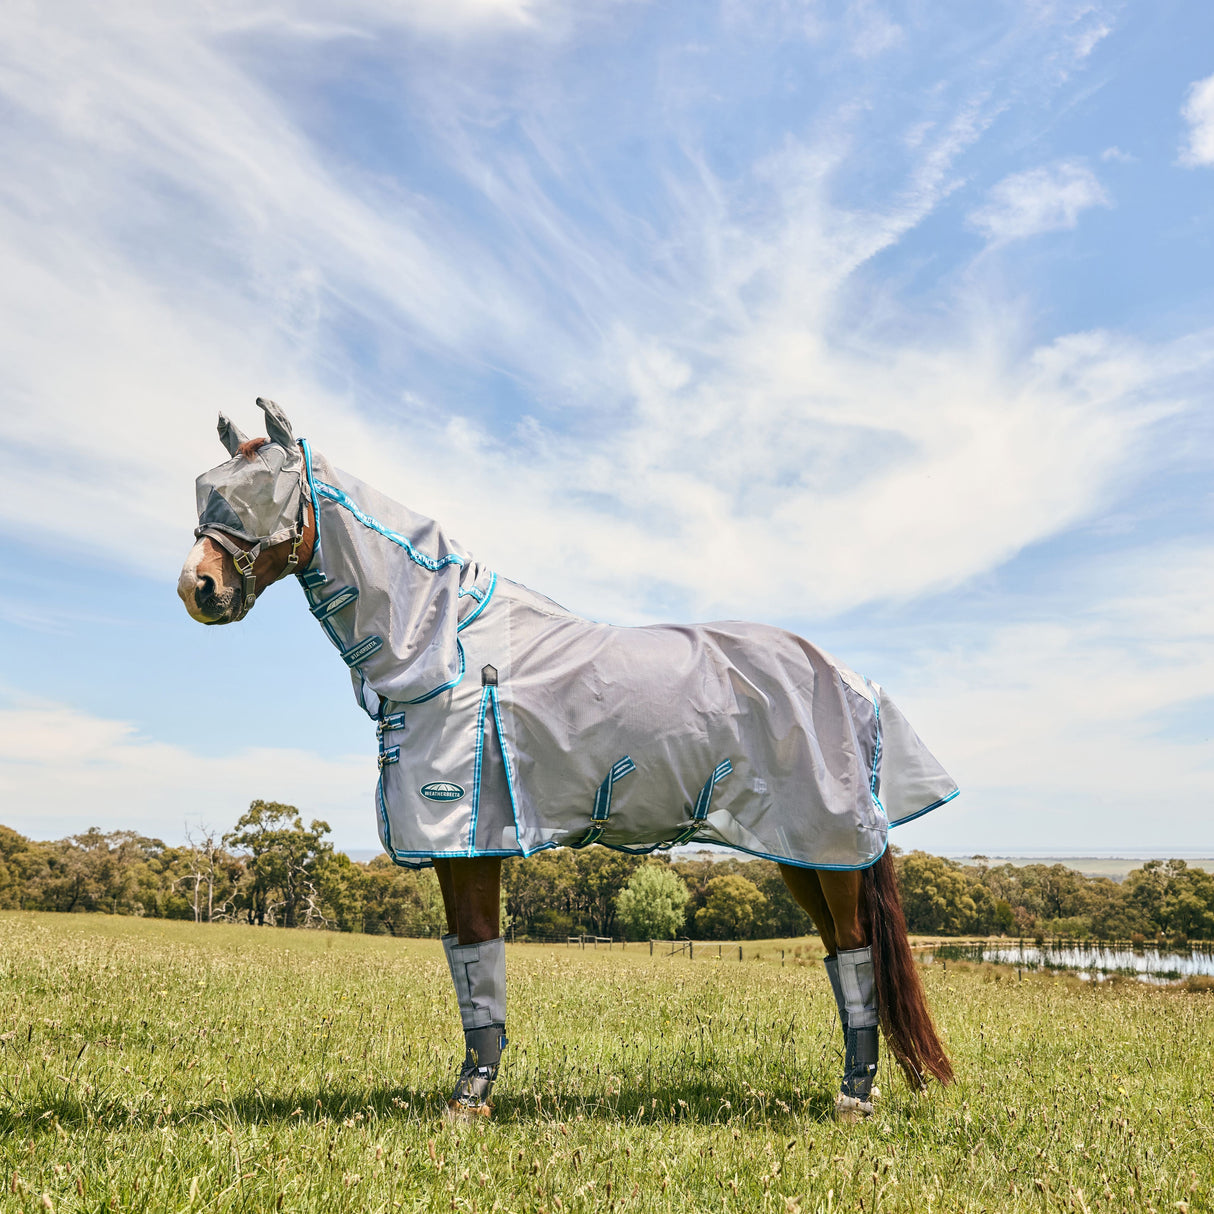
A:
<box><xmin>781</xmin><ymin>949</ymin><xmax>785</xmax><ymax>967</ymax></box>
<box><xmin>689</xmin><ymin>941</ymin><xmax>694</xmax><ymax>961</ymax></box>
<box><xmin>739</xmin><ymin>945</ymin><xmax>743</xmax><ymax>962</ymax></box>
<box><xmin>650</xmin><ymin>940</ymin><xmax>654</xmax><ymax>956</ymax></box>
<box><xmin>718</xmin><ymin>944</ymin><xmax>722</xmax><ymax>959</ymax></box>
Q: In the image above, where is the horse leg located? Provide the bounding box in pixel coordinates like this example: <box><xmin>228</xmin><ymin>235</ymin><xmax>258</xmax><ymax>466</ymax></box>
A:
<box><xmin>818</xmin><ymin>870</ymin><xmax>879</xmax><ymax>1118</ymax></box>
<box><xmin>439</xmin><ymin>857</ymin><xmax>507</xmax><ymax>1117</ymax></box>
<box><xmin>779</xmin><ymin>864</ymin><xmax>878</xmax><ymax>1120</ymax></box>
<box><xmin>433</xmin><ymin>857</ymin><xmax>458</xmax><ymax>935</ymax></box>
<box><xmin>433</xmin><ymin>856</ymin><xmax>464</xmax><ymax>1077</ymax></box>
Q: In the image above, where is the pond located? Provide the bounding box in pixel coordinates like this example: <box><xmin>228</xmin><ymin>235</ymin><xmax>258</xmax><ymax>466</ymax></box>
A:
<box><xmin>923</xmin><ymin>942</ymin><xmax>1214</xmax><ymax>983</ymax></box>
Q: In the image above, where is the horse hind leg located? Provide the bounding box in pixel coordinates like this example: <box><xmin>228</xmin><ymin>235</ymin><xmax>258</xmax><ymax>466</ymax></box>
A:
<box><xmin>779</xmin><ymin>865</ymin><xmax>879</xmax><ymax>1122</ymax></box>
<box><xmin>817</xmin><ymin>869</ymin><xmax>880</xmax><ymax>1121</ymax></box>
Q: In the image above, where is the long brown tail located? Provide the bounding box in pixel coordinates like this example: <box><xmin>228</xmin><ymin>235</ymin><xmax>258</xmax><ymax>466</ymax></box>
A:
<box><xmin>863</xmin><ymin>850</ymin><xmax>953</xmax><ymax>1087</ymax></box>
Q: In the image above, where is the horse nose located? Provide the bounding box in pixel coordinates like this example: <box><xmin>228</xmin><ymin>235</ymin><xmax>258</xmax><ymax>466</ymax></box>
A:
<box><xmin>195</xmin><ymin>573</ymin><xmax>216</xmax><ymax>609</ymax></box>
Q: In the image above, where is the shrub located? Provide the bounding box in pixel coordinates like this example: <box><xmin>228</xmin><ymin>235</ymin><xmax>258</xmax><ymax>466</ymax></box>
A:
<box><xmin>616</xmin><ymin>864</ymin><xmax>689</xmax><ymax>941</ymax></box>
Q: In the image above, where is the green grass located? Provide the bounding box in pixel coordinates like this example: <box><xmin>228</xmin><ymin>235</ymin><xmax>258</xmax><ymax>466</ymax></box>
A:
<box><xmin>1</xmin><ymin>913</ymin><xmax>1211</xmax><ymax>1213</ymax></box>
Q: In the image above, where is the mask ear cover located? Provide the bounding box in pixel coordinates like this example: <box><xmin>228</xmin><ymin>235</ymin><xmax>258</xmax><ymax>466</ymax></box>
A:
<box><xmin>217</xmin><ymin>412</ymin><xmax>249</xmax><ymax>456</ymax></box>
<box><xmin>256</xmin><ymin>397</ymin><xmax>295</xmax><ymax>449</ymax></box>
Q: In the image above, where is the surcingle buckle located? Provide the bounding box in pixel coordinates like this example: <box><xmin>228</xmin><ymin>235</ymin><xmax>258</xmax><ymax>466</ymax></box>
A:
<box><xmin>376</xmin><ymin>712</ymin><xmax>406</xmax><ymax>737</ymax></box>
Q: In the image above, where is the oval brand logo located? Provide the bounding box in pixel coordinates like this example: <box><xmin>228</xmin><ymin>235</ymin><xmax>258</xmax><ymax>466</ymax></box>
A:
<box><xmin>420</xmin><ymin>782</ymin><xmax>466</xmax><ymax>802</ymax></box>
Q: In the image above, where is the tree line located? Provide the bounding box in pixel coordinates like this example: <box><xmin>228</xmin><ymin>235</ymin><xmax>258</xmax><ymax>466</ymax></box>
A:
<box><xmin>2</xmin><ymin>803</ymin><xmax>1212</xmax><ymax>942</ymax></box>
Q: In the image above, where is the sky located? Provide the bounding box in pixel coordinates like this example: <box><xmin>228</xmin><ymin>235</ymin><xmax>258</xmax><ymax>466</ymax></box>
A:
<box><xmin>1</xmin><ymin>0</ymin><xmax>1211</xmax><ymax>858</ymax></box>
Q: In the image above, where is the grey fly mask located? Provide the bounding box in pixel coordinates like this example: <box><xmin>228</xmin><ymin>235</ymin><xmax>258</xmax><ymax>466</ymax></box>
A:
<box><xmin>194</xmin><ymin>398</ymin><xmax>309</xmax><ymax>617</ymax></box>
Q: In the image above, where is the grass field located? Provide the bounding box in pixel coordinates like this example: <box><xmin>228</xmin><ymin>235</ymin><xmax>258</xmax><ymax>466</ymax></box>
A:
<box><xmin>1</xmin><ymin>913</ymin><xmax>1211</xmax><ymax>1213</ymax></box>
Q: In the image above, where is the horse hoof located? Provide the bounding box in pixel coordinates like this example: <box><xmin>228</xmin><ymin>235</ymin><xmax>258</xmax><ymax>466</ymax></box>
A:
<box><xmin>833</xmin><ymin>1093</ymin><xmax>874</xmax><ymax>1123</ymax></box>
<box><xmin>445</xmin><ymin>1099</ymin><xmax>493</xmax><ymax>1121</ymax></box>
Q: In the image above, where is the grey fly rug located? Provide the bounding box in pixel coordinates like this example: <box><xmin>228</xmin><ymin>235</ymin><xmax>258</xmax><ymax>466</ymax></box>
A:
<box><xmin>284</xmin><ymin>440</ymin><xmax>958</xmax><ymax>872</ymax></box>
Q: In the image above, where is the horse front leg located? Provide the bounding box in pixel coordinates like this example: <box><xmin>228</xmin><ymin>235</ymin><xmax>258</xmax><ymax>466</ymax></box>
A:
<box><xmin>434</xmin><ymin>857</ymin><xmax>507</xmax><ymax>1117</ymax></box>
<box><xmin>780</xmin><ymin>864</ymin><xmax>878</xmax><ymax>1121</ymax></box>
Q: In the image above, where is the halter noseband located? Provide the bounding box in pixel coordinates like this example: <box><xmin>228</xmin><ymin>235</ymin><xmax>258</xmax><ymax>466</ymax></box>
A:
<box><xmin>194</xmin><ymin>463</ymin><xmax>308</xmax><ymax>620</ymax></box>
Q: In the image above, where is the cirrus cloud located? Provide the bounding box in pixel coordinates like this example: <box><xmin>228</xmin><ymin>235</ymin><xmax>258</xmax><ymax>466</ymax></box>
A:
<box><xmin>968</xmin><ymin>160</ymin><xmax>1110</xmax><ymax>242</ymax></box>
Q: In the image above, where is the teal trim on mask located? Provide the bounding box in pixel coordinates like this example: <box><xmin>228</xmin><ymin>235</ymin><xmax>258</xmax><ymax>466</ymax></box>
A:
<box><xmin>298</xmin><ymin>438</ymin><xmax>324</xmax><ymax>569</ymax></box>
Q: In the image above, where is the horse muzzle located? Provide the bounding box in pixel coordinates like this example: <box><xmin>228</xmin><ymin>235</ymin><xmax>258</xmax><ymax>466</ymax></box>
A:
<box><xmin>178</xmin><ymin>563</ymin><xmax>243</xmax><ymax>625</ymax></box>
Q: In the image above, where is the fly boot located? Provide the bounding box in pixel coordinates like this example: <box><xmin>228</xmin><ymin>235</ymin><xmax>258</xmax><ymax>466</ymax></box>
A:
<box><xmin>444</xmin><ymin>936</ymin><xmax>507</xmax><ymax>1118</ymax></box>
<box><xmin>823</xmin><ymin>954</ymin><xmax>849</xmax><ymax>1038</ymax></box>
<box><xmin>833</xmin><ymin>945</ymin><xmax>879</xmax><ymax>1122</ymax></box>
<box><xmin>826</xmin><ymin>951</ymin><xmax>882</xmax><ymax>1115</ymax></box>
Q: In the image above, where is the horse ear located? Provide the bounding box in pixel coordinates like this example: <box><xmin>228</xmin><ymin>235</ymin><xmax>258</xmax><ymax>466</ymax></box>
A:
<box><xmin>217</xmin><ymin>412</ymin><xmax>249</xmax><ymax>456</ymax></box>
<box><xmin>256</xmin><ymin>397</ymin><xmax>295</xmax><ymax>448</ymax></box>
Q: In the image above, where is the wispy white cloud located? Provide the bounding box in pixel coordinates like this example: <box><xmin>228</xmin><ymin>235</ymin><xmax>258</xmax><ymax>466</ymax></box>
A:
<box><xmin>1</xmin><ymin>1</ymin><xmax>1173</xmax><ymax>628</ymax></box>
<box><xmin>1179</xmin><ymin>73</ymin><xmax>1214</xmax><ymax>167</ymax></box>
<box><xmin>894</xmin><ymin>542</ymin><xmax>1214</xmax><ymax>852</ymax></box>
<box><xmin>0</xmin><ymin>694</ymin><xmax>377</xmax><ymax>847</ymax></box>
<box><xmin>968</xmin><ymin>160</ymin><xmax>1110</xmax><ymax>242</ymax></box>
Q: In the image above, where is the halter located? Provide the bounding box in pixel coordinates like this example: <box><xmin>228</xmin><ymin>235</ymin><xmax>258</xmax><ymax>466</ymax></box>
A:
<box><xmin>194</xmin><ymin>461</ymin><xmax>309</xmax><ymax>620</ymax></box>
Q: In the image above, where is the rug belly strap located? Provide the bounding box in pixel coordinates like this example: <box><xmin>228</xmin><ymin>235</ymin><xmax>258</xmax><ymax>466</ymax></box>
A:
<box><xmin>573</xmin><ymin>756</ymin><xmax>636</xmax><ymax>847</ymax></box>
<box><xmin>667</xmin><ymin>759</ymin><xmax>733</xmax><ymax>847</ymax></box>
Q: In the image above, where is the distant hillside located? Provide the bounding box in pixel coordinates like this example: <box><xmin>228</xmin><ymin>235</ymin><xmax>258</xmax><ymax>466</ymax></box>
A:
<box><xmin>946</xmin><ymin>856</ymin><xmax>1214</xmax><ymax>882</ymax></box>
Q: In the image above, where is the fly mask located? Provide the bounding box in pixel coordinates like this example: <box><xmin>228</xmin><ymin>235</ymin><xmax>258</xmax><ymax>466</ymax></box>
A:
<box><xmin>194</xmin><ymin>398</ymin><xmax>309</xmax><ymax>618</ymax></box>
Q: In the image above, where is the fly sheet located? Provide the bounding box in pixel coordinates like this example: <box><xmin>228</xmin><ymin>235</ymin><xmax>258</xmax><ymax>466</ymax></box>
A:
<box><xmin>292</xmin><ymin>441</ymin><xmax>959</xmax><ymax>872</ymax></box>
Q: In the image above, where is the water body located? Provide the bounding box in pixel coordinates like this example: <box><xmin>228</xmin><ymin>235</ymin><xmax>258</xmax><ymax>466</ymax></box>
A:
<box><xmin>925</xmin><ymin>942</ymin><xmax>1214</xmax><ymax>983</ymax></box>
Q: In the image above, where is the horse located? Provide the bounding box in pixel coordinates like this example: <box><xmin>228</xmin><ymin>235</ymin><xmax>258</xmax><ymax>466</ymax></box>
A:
<box><xmin>179</xmin><ymin>398</ymin><xmax>956</xmax><ymax>1121</ymax></box>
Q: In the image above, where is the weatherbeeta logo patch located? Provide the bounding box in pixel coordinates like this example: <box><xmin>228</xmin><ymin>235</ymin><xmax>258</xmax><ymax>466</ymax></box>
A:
<box><xmin>420</xmin><ymin>782</ymin><xmax>466</xmax><ymax>802</ymax></box>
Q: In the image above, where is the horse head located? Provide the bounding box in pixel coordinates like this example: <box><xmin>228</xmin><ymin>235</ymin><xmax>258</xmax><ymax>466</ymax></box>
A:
<box><xmin>178</xmin><ymin>398</ymin><xmax>316</xmax><ymax>624</ymax></box>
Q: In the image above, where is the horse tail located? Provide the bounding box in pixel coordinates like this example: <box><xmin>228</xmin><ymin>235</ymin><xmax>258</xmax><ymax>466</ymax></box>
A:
<box><xmin>863</xmin><ymin>850</ymin><xmax>953</xmax><ymax>1087</ymax></box>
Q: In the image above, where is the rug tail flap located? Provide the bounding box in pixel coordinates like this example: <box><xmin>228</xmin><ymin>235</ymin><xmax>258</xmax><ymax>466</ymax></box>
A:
<box><xmin>873</xmin><ymin>685</ymin><xmax>959</xmax><ymax>826</ymax></box>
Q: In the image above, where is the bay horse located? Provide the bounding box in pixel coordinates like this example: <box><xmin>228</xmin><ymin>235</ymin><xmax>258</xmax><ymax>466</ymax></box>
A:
<box><xmin>179</xmin><ymin>399</ymin><xmax>955</xmax><ymax>1121</ymax></box>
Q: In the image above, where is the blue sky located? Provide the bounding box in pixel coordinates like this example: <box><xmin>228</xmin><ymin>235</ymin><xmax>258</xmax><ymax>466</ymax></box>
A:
<box><xmin>1</xmin><ymin>1</ymin><xmax>1211</xmax><ymax>857</ymax></box>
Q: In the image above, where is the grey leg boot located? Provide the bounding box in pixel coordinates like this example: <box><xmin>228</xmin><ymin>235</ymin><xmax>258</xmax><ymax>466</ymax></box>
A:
<box><xmin>823</xmin><ymin>955</ymin><xmax>849</xmax><ymax>1037</ymax></box>
<box><xmin>445</xmin><ymin>936</ymin><xmax>508</xmax><ymax>1117</ymax></box>
<box><xmin>834</xmin><ymin>946</ymin><xmax>879</xmax><ymax>1122</ymax></box>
